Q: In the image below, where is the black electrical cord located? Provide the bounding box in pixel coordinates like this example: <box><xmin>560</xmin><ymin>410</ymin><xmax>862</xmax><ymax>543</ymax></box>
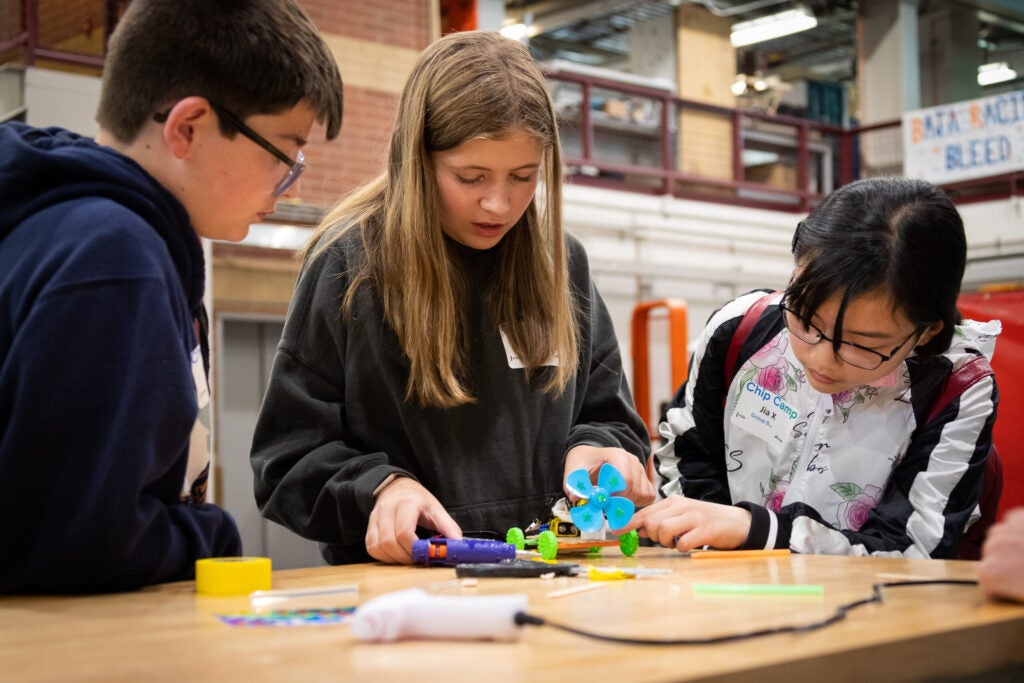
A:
<box><xmin>513</xmin><ymin>579</ymin><xmax>978</xmax><ymax>645</ymax></box>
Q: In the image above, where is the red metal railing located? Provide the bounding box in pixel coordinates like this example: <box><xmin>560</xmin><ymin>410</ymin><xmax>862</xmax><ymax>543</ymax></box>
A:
<box><xmin>545</xmin><ymin>67</ymin><xmax>856</xmax><ymax>212</ymax></box>
<box><xmin>0</xmin><ymin>0</ymin><xmax>121</xmax><ymax>70</ymax></box>
<box><xmin>544</xmin><ymin>68</ymin><xmax>1024</xmax><ymax>212</ymax></box>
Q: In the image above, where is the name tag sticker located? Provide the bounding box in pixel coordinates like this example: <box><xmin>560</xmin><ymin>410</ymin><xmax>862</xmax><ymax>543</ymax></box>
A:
<box><xmin>732</xmin><ymin>381</ymin><xmax>798</xmax><ymax>453</ymax></box>
<box><xmin>499</xmin><ymin>327</ymin><xmax>558</xmax><ymax>369</ymax></box>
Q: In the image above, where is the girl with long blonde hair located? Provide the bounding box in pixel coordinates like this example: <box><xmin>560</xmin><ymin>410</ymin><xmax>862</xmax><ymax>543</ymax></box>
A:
<box><xmin>251</xmin><ymin>31</ymin><xmax>653</xmax><ymax>565</ymax></box>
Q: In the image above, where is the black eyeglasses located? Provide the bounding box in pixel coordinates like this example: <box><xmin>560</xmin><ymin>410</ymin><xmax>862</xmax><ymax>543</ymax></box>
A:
<box><xmin>153</xmin><ymin>101</ymin><xmax>305</xmax><ymax>197</ymax></box>
<box><xmin>779</xmin><ymin>302</ymin><xmax>922</xmax><ymax>371</ymax></box>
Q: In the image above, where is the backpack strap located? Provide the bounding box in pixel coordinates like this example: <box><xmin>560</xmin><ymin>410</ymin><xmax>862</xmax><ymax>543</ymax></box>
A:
<box><xmin>927</xmin><ymin>354</ymin><xmax>994</xmax><ymax>423</ymax></box>
<box><xmin>927</xmin><ymin>354</ymin><xmax>999</xmax><ymax>561</ymax></box>
<box><xmin>723</xmin><ymin>290</ymin><xmax>780</xmax><ymax>386</ymax></box>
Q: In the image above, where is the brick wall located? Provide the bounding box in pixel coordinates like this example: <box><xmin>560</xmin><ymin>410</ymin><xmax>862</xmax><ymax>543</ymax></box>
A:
<box><xmin>675</xmin><ymin>5</ymin><xmax>734</xmax><ymax>181</ymax></box>
<box><xmin>297</xmin><ymin>0</ymin><xmax>434</xmax><ymax>209</ymax></box>
<box><xmin>299</xmin><ymin>87</ymin><xmax>400</xmax><ymax>209</ymax></box>
<box><xmin>303</xmin><ymin>0</ymin><xmax>431</xmax><ymax>50</ymax></box>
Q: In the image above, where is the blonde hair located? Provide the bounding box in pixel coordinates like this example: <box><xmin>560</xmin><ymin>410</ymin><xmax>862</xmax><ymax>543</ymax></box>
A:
<box><xmin>304</xmin><ymin>31</ymin><xmax>576</xmax><ymax>408</ymax></box>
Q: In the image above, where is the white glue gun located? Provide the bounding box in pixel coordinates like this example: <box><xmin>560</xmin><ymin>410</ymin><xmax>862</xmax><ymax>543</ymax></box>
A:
<box><xmin>349</xmin><ymin>588</ymin><xmax>528</xmax><ymax>642</ymax></box>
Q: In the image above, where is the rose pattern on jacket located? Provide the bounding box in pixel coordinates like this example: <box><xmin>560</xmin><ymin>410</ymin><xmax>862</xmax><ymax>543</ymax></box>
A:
<box><xmin>831</xmin><ymin>483</ymin><xmax>882</xmax><ymax>530</ymax></box>
<box><xmin>831</xmin><ymin>385</ymin><xmax>879</xmax><ymax>423</ymax></box>
<box><xmin>760</xmin><ymin>457</ymin><xmax>800</xmax><ymax>512</ymax></box>
<box><xmin>763</xmin><ymin>476</ymin><xmax>789</xmax><ymax>512</ymax></box>
<box><xmin>741</xmin><ymin>335</ymin><xmax>801</xmax><ymax>397</ymax></box>
<box><xmin>756</xmin><ymin>365</ymin><xmax>786</xmax><ymax>394</ymax></box>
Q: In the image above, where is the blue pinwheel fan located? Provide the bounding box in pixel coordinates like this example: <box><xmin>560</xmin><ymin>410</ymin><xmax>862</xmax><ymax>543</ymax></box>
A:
<box><xmin>564</xmin><ymin>463</ymin><xmax>635</xmax><ymax>533</ymax></box>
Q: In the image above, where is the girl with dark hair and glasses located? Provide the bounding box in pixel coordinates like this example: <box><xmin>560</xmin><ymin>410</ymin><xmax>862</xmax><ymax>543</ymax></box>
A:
<box><xmin>622</xmin><ymin>177</ymin><xmax>1000</xmax><ymax>559</ymax></box>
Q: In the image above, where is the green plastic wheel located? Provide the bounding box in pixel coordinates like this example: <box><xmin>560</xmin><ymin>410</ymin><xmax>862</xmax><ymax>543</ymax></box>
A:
<box><xmin>619</xmin><ymin>529</ymin><xmax>640</xmax><ymax>556</ymax></box>
<box><xmin>537</xmin><ymin>530</ymin><xmax>558</xmax><ymax>560</ymax></box>
<box><xmin>506</xmin><ymin>527</ymin><xmax>526</xmax><ymax>551</ymax></box>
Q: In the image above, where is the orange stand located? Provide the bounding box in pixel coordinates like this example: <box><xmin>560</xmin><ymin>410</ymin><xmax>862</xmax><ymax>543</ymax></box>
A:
<box><xmin>630</xmin><ymin>299</ymin><xmax>688</xmax><ymax>439</ymax></box>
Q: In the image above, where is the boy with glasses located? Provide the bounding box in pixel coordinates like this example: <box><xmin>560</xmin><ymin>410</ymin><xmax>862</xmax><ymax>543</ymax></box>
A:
<box><xmin>0</xmin><ymin>0</ymin><xmax>343</xmax><ymax>592</ymax></box>
<box><xmin>623</xmin><ymin>178</ymin><xmax>1000</xmax><ymax>560</ymax></box>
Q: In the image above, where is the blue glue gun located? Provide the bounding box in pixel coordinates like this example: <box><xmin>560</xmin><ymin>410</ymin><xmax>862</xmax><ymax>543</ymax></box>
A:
<box><xmin>411</xmin><ymin>537</ymin><xmax>517</xmax><ymax>566</ymax></box>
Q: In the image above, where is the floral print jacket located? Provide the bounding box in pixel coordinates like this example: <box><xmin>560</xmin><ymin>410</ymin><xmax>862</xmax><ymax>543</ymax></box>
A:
<box><xmin>655</xmin><ymin>290</ymin><xmax>1000</xmax><ymax>559</ymax></box>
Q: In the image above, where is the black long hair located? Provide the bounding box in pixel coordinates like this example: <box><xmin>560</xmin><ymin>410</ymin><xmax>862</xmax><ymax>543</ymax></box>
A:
<box><xmin>786</xmin><ymin>177</ymin><xmax>965</xmax><ymax>359</ymax></box>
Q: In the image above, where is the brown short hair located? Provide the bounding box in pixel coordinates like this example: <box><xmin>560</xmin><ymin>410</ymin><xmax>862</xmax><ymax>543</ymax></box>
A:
<box><xmin>96</xmin><ymin>0</ymin><xmax>343</xmax><ymax>143</ymax></box>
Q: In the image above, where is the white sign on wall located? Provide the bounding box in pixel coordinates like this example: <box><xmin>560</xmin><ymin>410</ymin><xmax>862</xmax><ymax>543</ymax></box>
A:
<box><xmin>902</xmin><ymin>89</ymin><xmax>1024</xmax><ymax>184</ymax></box>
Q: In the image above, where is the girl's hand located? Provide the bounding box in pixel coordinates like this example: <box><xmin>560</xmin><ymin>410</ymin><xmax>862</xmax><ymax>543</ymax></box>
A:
<box><xmin>365</xmin><ymin>477</ymin><xmax>462</xmax><ymax>564</ymax></box>
<box><xmin>564</xmin><ymin>445</ymin><xmax>655</xmax><ymax>506</ymax></box>
<box><xmin>619</xmin><ymin>496</ymin><xmax>752</xmax><ymax>551</ymax></box>
<box><xmin>979</xmin><ymin>507</ymin><xmax>1024</xmax><ymax>602</ymax></box>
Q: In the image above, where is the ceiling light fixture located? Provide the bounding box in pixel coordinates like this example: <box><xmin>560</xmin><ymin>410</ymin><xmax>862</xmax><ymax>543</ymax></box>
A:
<box><xmin>977</xmin><ymin>62</ymin><xmax>1017</xmax><ymax>86</ymax></box>
<box><xmin>500</xmin><ymin>22</ymin><xmax>531</xmax><ymax>40</ymax></box>
<box><xmin>730</xmin><ymin>7</ymin><xmax>818</xmax><ymax>48</ymax></box>
<box><xmin>500</xmin><ymin>12</ymin><xmax>538</xmax><ymax>41</ymax></box>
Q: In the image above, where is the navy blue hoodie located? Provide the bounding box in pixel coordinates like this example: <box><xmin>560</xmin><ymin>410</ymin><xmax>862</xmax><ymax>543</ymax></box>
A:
<box><xmin>0</xmin><ymin>122</ymin><xmax>241</xmax><ymax>593</ymax></box>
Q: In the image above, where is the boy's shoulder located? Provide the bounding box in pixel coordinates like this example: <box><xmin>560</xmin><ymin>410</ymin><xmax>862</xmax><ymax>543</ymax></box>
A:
<box><xmin>1</xmin><ymin>121</ymin><xmax>182</xmax><ymax>240</ymax></box>
<box><xmin>5</xmin><ymin>196</ymin><xmax>182</xmax><ymax>288</ymax></box>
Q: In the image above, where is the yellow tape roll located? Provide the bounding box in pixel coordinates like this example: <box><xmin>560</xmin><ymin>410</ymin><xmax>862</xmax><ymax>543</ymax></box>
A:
<box><xmin>195</xmin><ymin>557</ymin><xmax>272</xmax><ymax>595</ymax></box>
